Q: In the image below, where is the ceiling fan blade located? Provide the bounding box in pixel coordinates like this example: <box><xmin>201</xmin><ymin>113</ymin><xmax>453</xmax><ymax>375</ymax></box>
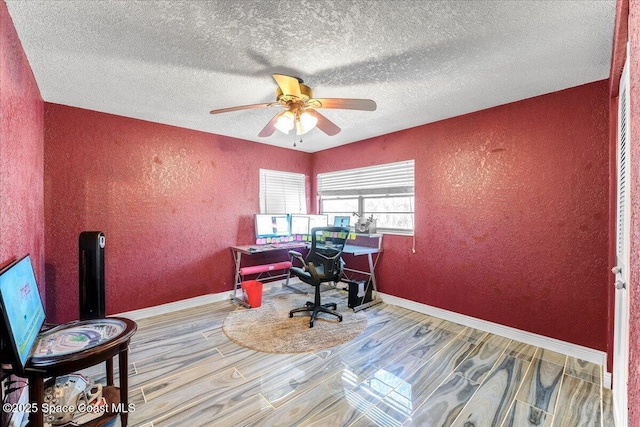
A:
<box><xmin>272</xmin><ymin>74</ymin><xmax>301</xmax><ymax>97</ymax></box>
<box><xmin>309</xmin><ymin>98</ymin><xmax>377</xmax><ymax>111</ymax></box>
<box><xmin>258</xmin><ymin>112</ymin><xmax>280</xmax><ymax>137</ymax></box>
<box><xmin>306</xmin><ymin>110</ymin><xmax>341</xmax><ymax>136</ymax></box>
<box><xmin>209</xmin><ymin>103</ymin><xmax>272</xmax><ymax>115</ymax></box>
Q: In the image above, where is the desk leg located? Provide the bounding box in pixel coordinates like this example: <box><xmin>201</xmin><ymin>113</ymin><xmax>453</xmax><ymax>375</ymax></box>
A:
<box><xmin>368</xmin><ymin>253</ymin><xmax>378</xmax><ymax>297</ymax></box>
<box><xmin>106</xmin><ymin>357</ymin><xmax>114</xmax><ymax>386</ymax></box>
<box><xmin>230</xmin><ymin>250</ymin><xmax>250</xmax><ymax>308</ymax></box>
<box><xmin>233</xmin><ymin>249</ymin><xmax>242</xmax><ymax>289</ymax></box>
<box><xmin>119</xmin><ymin>347</ymin><xmax>129</xmax><ymax>426</ymax></box>
<box><xmin>28</xmin><ymin>375</ymin><xmax>44</xmax><ymax>427</ymax></box>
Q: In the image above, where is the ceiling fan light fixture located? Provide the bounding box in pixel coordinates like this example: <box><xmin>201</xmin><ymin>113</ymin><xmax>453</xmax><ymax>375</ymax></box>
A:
<box><xmin>274</xmin><ymin>110</ymin><xmax>295</xmax><ymax>133</ymax></box>
<box><xmin>296</xmin><ymin>111</ymin><xmax>318</xmax><ymax>135</ymax></box>
<box><xmin>210</xmin><ymin>73</ymin><xmax>376</xmax><ymax>138</ymax></box>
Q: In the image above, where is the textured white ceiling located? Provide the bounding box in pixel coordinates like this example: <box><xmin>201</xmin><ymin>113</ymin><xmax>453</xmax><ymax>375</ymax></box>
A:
<box><xmin>6</xmin><ymin>0</ymin><xmax>615</xmax><ymax>152</ymax></box>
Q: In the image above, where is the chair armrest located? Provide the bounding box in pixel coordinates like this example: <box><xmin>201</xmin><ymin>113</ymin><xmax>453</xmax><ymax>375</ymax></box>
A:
<box><xmin>289</xmin><ymin>250</ymin><xmax>305</xmax><ymax>267</ymax></box>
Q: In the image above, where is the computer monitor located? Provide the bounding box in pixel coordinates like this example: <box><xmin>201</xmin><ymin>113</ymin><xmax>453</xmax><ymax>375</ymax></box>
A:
<box><xmin>0</xmin><ymin>254</ymin><xmax>45</xmax><ymax>371</ymax></box>
<box><xmin>333</xmin><ymin>216</ymin><xmax>351</xmax><ymax>227</ymax></box>
<box><xmin>308</xmin><ymin>214</ymin><xmax>328</xmax><ymax>231</ymax></box>
<box><xmin>254</xmin><ymin>214</ymin><xmax>291</xmax><ymax>239</ymax></box>
<box><xmin>290</xmin><ymin>214</ymin><xmax>310</xmax><ymax>235</ymax></box>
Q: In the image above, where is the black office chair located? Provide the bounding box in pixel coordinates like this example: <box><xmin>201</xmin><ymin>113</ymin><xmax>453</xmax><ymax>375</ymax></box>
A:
<box><xmin>288</xmin><ymin>226</ymin><xmax>350</xmax><ymax>328</ymax></box>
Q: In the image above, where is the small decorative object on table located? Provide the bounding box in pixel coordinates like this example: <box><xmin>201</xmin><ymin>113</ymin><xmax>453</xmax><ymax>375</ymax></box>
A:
<box><xmin>353</xmin><ymin>213</ymin><xmax>376</xmax><ymax>234</ymax></box>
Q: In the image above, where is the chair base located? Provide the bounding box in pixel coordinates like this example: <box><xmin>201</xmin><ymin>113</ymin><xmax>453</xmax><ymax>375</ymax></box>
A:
<box><xmin>289</xmin><ymin>301</ymin><xmax>343</xmax><ymax>328</ymax></box>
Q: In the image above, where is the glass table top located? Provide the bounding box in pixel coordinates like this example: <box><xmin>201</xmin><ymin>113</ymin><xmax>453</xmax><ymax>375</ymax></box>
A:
<box><xmin>31</xmin><ymin>318</ymin><xmax>127</xmax><ymax>359</ymax></box>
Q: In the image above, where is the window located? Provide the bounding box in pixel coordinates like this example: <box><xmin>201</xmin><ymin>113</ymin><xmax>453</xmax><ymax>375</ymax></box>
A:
<box><xmin>318</xmin><ymin>160</ymin><xmax>415</xmax><ymax>234</ymax></box>
<box><xmin>260</xmin><ymin>169</ymin><xmax>307</xmax><ymax>214</ymax></box>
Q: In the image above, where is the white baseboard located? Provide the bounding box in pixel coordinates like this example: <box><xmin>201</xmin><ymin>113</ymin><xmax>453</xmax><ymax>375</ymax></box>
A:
<box><xmin>379</xmin><ymin>292</ymin><xmax>607</xmax><ymax>367</ymax></box>
<box><xmin>115</xmin><ymin>279</ymin><xmax>290</xmax><ymax>321</ymax></box>
<box><xmin>115</xmin><ymin>291</ymin><xmax>230</xmax><ymax>321</ymax></box>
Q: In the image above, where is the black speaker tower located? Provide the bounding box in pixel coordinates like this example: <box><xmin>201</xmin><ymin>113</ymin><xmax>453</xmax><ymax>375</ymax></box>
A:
<box><xmin>79</xmin><ymin>231</ymin><xmax>106</xmax><ymax>320</ymax></box>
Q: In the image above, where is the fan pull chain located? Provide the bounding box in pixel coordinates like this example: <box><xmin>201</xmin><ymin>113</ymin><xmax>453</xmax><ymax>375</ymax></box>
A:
<box><xmin>293</xmin><ymin>136</ymin><xmax>302</xmax><ymax>148</ymax></box>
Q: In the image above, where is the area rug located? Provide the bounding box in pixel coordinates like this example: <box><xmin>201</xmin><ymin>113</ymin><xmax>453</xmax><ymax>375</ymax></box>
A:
<box><xmin>222</xmin><ymin>289</ymin><xmax>367</xmax><ymax>354</ymax></box>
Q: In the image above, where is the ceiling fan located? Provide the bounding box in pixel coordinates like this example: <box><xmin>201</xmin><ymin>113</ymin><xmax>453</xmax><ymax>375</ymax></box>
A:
<box><xmin>209</xmin><ymin>74</ymin><xmax>376</xmax><ymax>137</ymax></box>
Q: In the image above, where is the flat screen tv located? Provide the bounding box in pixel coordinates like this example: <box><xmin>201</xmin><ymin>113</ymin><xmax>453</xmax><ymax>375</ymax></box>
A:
<box><xmin>0</xmin><ymin>254</ymin><xmax>45</xmax><ymax>371</ymax></box>
<box><xmin>254</xmin><ymin>214</ymin><xmax>291</xmax><ymax>239</ymax></box>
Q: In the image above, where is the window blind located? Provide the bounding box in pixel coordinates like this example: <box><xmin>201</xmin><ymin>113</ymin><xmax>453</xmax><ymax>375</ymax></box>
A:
<box><xmin>259</xmin><ymin>169</ymin><xmax>307</xmax><ymax>214</ymax></box>
<box><xmin>317</xmin><ymin>160</ymin><xmax>415</xmax><ymax>196</ymax></box>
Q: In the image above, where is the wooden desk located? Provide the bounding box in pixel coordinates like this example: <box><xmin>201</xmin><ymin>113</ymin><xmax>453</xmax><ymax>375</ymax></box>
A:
<box><xmin>22</xmin><ymin>317</ymin><xmax>137</xmax><ymax>427</ymax></box>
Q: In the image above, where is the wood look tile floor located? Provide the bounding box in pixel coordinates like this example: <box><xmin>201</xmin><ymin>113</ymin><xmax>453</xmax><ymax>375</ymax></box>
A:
<box><xmin>90</xmin><ymin>288</ymin><xmax>614</xmax><ymax>427</ymax></box>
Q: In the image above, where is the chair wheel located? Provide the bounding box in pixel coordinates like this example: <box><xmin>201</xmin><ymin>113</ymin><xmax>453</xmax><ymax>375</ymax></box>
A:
<box><xmin>309</xmin><ymin>321</ymin><xmax>314</xmax><ymax>328</ymax></box>
<box><xmin>338</xmin><ymin>316</ymin><xmax>343</xmax><ymax>322</ymax></box>
<box><xmin>289</xmin><ymin>312</ymin><xmax>293</xmax><ymax>318</ymax></box>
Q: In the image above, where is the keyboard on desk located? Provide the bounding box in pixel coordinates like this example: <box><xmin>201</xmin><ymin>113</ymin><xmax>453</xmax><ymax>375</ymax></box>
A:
<box><xmin>247</xmin><ymin>242</ymin><xmax>309</xmax><ymax>253</ymax></box>
<box><xmin>264</xmin><ymin>242</ymin><xmax>309</xmax><ymax>249</ymax></box>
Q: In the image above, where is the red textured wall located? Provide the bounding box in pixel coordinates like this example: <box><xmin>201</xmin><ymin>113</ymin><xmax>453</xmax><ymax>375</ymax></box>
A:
<box><xmin>314</xmin><ymin>81</ymin><xmax>610</xmax><ymax>350</ymax></box>
<box><xmin>0</xmin><ymin>1</ymin><xmax>45</xmax><ymax>301</ymax></box>
<box><xmin>626</xmin><ymin>0</ymin><xmax>640</xmax><ymax>422</ymax></box>
<box><xmin>44</xmin><ymin>104</ymin><xmax>312</xmax><ymax>323</ymax></box>
<box><xmin>43</xmin><ymin>86</ymin><xmax>609</xmax><ymax>350</ymax></box>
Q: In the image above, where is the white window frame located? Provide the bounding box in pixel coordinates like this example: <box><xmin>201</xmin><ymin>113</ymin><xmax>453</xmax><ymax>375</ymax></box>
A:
<box><xmin>259</xmin><ymin>169</ymin><xmax>307</xmax><ymax>214</ymax></box>
<box><xmin>318</xmin><ymin>160</ymin><xmax>415</xmax><ymax>235</ymax></box>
